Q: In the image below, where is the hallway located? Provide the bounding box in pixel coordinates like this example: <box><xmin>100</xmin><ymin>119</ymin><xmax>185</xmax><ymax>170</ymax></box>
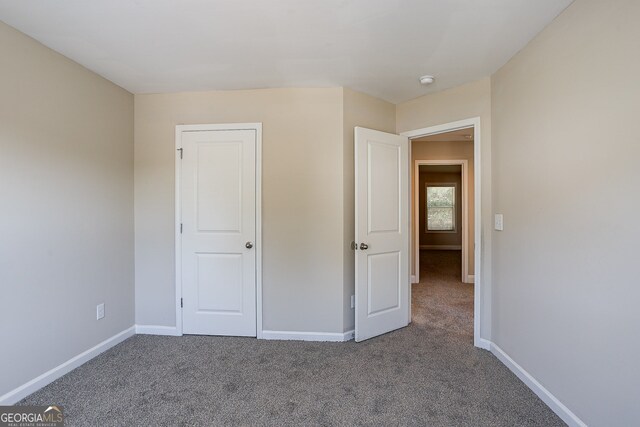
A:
<box><xmin>412</xmin><ymin>250</ymin><xmax>474</xmax><ymax>339</ymax></box>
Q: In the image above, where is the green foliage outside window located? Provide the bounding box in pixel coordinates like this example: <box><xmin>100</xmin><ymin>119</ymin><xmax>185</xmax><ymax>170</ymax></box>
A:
<box><xmin>426</xmin><ymin>186</ymin><xmax>455</xmax><ymax>231</ymax></box>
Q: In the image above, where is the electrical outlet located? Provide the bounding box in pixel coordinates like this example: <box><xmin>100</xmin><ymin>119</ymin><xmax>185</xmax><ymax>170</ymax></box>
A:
<box><xmin>96</xmin><ymin>303</ymin><xmax>105</xmax><ymax>320</ymax></box>
<box><xmin>494</xmin><ymin>214</ymin><xmax>504</xmax><ymax>231</ymax></box>
<box><xmin>350</xmin><ymin>295</ymin><xmax>355</xmax><ymax>309</ymax></box>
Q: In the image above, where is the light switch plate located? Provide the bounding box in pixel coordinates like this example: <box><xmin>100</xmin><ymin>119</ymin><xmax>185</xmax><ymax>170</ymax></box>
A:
<box><xmin>97</xmin><ymin>303</ymin><xmax>105</xmax><ymax>320</ymax></box>
<box><xmin>494</xmin><ymin>214</ymin><xmax>504</xmax><ymax>231</ymax></box>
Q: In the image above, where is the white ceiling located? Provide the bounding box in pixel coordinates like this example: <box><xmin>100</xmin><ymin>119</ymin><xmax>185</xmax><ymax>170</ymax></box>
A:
<box><xmin>0</xmin><ymin>0</ymin><xmax>572</xmax><ymax>103</ymax></box>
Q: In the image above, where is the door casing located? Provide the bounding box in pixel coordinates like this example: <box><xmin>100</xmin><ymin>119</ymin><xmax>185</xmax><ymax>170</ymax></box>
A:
<box><xmin>175</xmin><ymin>123</ymin><xmax>263</xmax><ymax>338</ymax></box>
<box><xmin>414</xmin><ymin>159</ymin><xmax>471</xmax><ymax>284</ymax></box>
<box><xmin>401</xmin><ymin>117</ymin><xmax>484</xmax><ymax>348</ymax></box>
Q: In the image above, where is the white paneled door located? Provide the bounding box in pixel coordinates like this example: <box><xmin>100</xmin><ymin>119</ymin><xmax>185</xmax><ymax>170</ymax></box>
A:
<box><xmin>355</xmin><ymin>127</ymin><xmax>409</xmax><ymax>342</ymax></box>
<box><xmin>180</xmin><ymin>128</ymin><xmax>258</xmax><ymax>336</ymax></box>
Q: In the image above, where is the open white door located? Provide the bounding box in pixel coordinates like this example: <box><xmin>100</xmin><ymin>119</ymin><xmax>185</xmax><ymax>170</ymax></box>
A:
<box><xmin>355</xmin><ymin>127</ymin><xmax>410</xmax><ymax>342</ymax></box>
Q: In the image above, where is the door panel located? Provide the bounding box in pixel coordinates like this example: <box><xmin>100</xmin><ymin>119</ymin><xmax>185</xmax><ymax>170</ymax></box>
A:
<box><xmin>367</xmin><ymin>252</ymin><xmax>401</xmax><ymax>315</ymax></box>
<box><xmin>181</xmin><ymin>129</ymin><xmax>256</xmax><ymax>336</ymax></box>
<box><xmin>355</xmin><ymin>127</ymin><xmax>409</xmax><ymax>342</ymax></box>
<box><xmin>368</xmin><ymin>142</ymin><xmax>400</xmax><ymax>233</ymax></box>
<box><xmin>196</xmin><ymin>142</ymin><xmax>242</xmax><ymax>232</ymax></box>
<box><xmin>196</xmin><ymin>253</ymin><xmax>243</xmax><ymax>313</ymax></box>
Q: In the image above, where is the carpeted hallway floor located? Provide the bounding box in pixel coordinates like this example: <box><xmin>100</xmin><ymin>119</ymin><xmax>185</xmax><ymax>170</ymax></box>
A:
<box><xmin>412</xmin><ymin>250</ymin><xmax>474</xmax><ymax>338</ymax></box>
<box><xmin>20</xmin><ymin>250</ymin><xmax>564</xmax><ymax>426</ymax></box>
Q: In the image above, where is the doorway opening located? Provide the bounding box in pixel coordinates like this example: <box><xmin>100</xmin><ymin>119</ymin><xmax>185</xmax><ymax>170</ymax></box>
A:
<box><xmin>401</xmin><ymin>118</ymin><xmax>482</xmax><ymax>346</ymax></box>
<box><xmin>415</xmin><ymin>160</ymin><xmax>471</xmax><ymax>284</ymax></box>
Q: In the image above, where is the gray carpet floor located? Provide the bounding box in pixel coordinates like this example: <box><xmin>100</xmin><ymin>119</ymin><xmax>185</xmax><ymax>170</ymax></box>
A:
<box><xmin>20</xmin><ymin>250</ymin><xmax>564</xmax><ymax>426</ymax></box>
<box><xmin>412</xmin><ymin>250</ymin><xmax>474</xmax><ymax>337</ymax></box>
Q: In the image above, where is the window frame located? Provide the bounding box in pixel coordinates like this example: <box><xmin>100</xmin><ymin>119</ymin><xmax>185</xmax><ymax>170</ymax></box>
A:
<box><xmin>425</xmin><ymin>182</ymin><xmax>457</xmax><ymax>233</ymax></box>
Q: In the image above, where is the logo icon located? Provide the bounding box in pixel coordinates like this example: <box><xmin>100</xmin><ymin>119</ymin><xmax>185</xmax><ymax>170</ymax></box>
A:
<box><xmin>0</xmin><ymin>405</ymin><xmax>64</xmax><ymax>426</ymax></box>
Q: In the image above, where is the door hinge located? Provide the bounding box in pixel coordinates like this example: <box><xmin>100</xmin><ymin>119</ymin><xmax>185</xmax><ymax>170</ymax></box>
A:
<box><xmin>351</xmin><ymin>241</ymin><xmax>358</xmax><ymax>250</ymax></box>
<box><xmin>180</xmin><ymin>298</ymin><xmax>183</xmax><ymax>308</ymax></box>
<box><xmin>180</xmin><ymin>223</ymin><xmax>183</xmax><ymax>234</ymax></box>
<box><xmin>177</xmin><ymin>148</ymin><xmax>183</xmax><ymax>159</ymax></box>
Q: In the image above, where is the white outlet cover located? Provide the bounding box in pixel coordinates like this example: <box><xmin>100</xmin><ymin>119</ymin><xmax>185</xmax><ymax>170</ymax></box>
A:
<box><xmin>494</xmin><ymin>214</ymin><xmax>504</xmax><ymax>231</ymax></box>
<box><xmin>97</xmin><ymin>303</ymin><xmax>105</xmax><ymax>320</ymax></box>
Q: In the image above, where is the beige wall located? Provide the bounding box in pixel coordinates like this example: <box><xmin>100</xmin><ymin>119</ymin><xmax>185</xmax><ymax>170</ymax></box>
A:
<box><xmin>0</xmin><ymin>22</ymin><xmax>134</xmax><ymax>397</ymax></box>
<box><xmin>341</xmin><ymin>88</ymin><xmax>396</xmax><ymax>332</ymax></box>
<box><xmin>135</xmin><ymin>87</ymin><xmax>395</xmax><ymax>336</ymax></box>
<box><xmin>397</xmin><ymin>78</ymin><xmax>491</xmax><ymax>339</ymax></box>
<box><xmin>419</xmin><ymin>170</ymin><xmax>463</xmax><ymax>247</ymax></box>
<box><xmin>491</xmin><ymin>0</ymin><xmax>640</xmax><ymax>424</ymax></box>
<box><xmin>412</xmin><ymin>141</ymin><xmax>475</xmax><ymax>274</ymax></box>
<box><xmin>134</xmin><ymin>88</ymin><xmax>346</xmax><ymax>333</ymax></box>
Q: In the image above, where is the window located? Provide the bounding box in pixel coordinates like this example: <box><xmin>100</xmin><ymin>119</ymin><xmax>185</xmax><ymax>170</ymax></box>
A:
<box><xmin>426</xmin><ymin>184</ymin><xmax>456</xmax><ymax>232</ymax></box>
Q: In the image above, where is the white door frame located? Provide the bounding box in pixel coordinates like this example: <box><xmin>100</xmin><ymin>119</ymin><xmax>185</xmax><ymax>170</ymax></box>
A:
<box><xmin>175</xmin><ymin>123</ymin><xmax>263</xmax><ymax>338</ymax></box>
<box><xmin>415</xmin><ymin>159</ymin><xmax>470</xmax><ymax>284</ymax></box>
<box><xmin>400</xmin><ymin>117</ymin><xmax>482</xmax><ymax>348</ymax></box>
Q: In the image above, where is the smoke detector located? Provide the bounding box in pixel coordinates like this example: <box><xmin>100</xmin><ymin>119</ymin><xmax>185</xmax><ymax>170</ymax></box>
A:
<box><xmin>419</xmin><ymin>75</ymin><xmax>435</xmax><ymax>85</ymax></box>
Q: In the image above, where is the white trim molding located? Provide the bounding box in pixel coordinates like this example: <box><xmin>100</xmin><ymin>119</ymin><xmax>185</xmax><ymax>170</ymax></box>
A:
<box><xmin>414</xmin><ymin>161</ymin><xmax>469</xmax><ymax>283</ymax></box>
<box><xmin>490</xmin><ymin>342</ymin><xmax>587</xmax><ymax>427</ymax></box>
<box><xmin>0</xmin><ymin>326</ymin><xmax>135</xmax><ymax>405</ymax></box>
<box><xmin>466</xmin><ymin>274</ymin><xmax>475</xmax><ymax>283</ymax></box>
<box><xmin>476</xmin><ymin>338</ymin><xmax>491</xmax><ymax>350</ymax></box>
<box><xmin>261</xmin><ymin>330</ymin><xmax>355</xmax><ymax>342</ymax></box>
<box><xmin>135</xmin><ymin>325</ymin><xmax>181</xmax><ymax>336</ymax></box>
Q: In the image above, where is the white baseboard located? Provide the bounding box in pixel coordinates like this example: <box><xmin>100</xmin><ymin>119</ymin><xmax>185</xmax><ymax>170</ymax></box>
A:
<box><xmin>0</xmin><ymin>324</ymin><xmax>584</xmax><ymax>427</ymax></box>
<box><xmin>0</xmin><ymin>326</ymin><xmax>135</xmax><ymax>405</ymax></box>
<box><xmin>261</xmin><ymin>329</ymin><xmax>354</xmax><ymax>342</ymax></box>
<box><xmin>135</xmin><ymin>324</ymin><xmax>181</xmax><ymax>336</ymax></box>
<box><xmin>466</xmin><ymin>274</ymin><xmax>475</xmax><ymax>283</ymax></box>
<box><xmin>420</xmin><ymin>245</ymin><xmax>462</xmax><ymax>250</ymax></box>
<box><xmin>411</xmin><ymin>275</ymin><xmax>417</xmax><ymax>284</ymax></box>
<box><xmin>342</xmin><ymin>330</ymin><xmax>355</xmax><ymax>341</ymax></box>
<box><xmin>475</xmin><ymin>337</ymin><xmax>491</xmax><ymax>350</ymax></box>
<box><xmin>490</xmin><ymin>342</ymin><xmax>586</xmax><ymax>427</ymax></box>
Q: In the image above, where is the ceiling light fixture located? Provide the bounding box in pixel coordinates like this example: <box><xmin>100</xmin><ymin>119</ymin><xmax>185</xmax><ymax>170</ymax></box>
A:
<box><xmin>419</xmin><ymin>75</ymin><xmax>435</xmax><ymax>85</ymax></box>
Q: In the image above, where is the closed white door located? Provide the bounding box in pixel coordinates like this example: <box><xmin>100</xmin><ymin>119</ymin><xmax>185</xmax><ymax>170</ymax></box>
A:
<box><xmin>355</xmin><ymin>127</ymin><xmax>409</xmax><ymax>342</ymax></box>
<box><xmin>180</xmin><ymin>128</ymin><xmax>257</xmax><ymax>336</ymax></box>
